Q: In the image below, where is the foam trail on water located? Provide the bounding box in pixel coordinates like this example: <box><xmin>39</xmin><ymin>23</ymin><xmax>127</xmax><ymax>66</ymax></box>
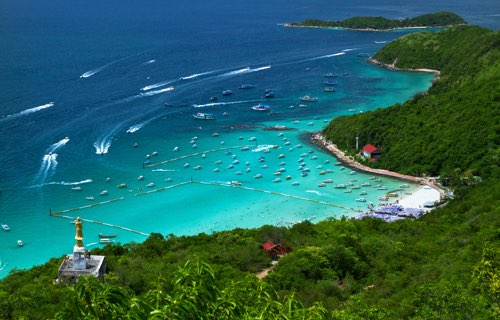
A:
<box><xmin>141</xmin><ymin>80</ymin><xmax>175</xmax><ymax>91</ymax></box>
<box><xmin>2</xmin><ymin>102</ymin><xmax>54</xmax><ymax>121</ymax></box>
<box><xmin>80</xmin><ymin>66</ymin><xmax>107</xmax><ymax>78</ymax></box>
<box><xmin>303</xmin><ymin>52</ymin><xmax>346</xmax><ymax>62</ymax></box>
<box><xmin>139</xmin><ymin>86</ymin><xmax>174</xmax><ymax>97</ymax></box>
<box><xmin>35</xmin><ymin>153</ymin><xmax>58</xmax><ymax>185</ymax></box>
<box><xmin>152</xmin><ymin>169</ymin><xmax>176</xmax><ymax>172</ymax></box>
<box><xmin>180</xmin><ymin>70</ymin><xmax>216</xmax><ymax>80</ymax></box>
<box><xmin>342</xmin><ymin>48</ymin><xmax>358</xmax><ymax>52</ymax></box>
<box><xmin>126</xmin><ymin>110</ymin><xmax>180</xmax><ymax>134</ymax></box>
<box><xmin>48</xmin><ymin>179</ymin><xmax>93</xmax><ymax>186</ymax></box>
<box><xmin>47</xmin><ymin>137</ymin><xmax>70</xmax><ymax>153</ymax></box>
<box><xmin>94</xmin><ymin>140</ymin><xmax>112</xmax><ymax>155</ymax></box>
<box><xmin>193</xmin><ymin>99</ymin><xmax>264</xmax><ymax>108</ymax></box>
<box><xmin>374</xmin><ymin>41</ymin><xmax>388</xmax><ymax>44</ymax></box>
<box><xmin>219</xmin><ymin>65</ymin><xmax>271</xmax><ymax>77</ymax></box>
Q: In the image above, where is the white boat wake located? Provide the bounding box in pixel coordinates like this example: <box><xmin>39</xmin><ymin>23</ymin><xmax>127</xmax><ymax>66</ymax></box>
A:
<box><xmin>141</xmin><ymin>80</ymin><xmax>175</xmax><ymax>91</ymax></box>
<box><xmin>2</xmin><ymin>102</ymin><xmax>54</xmax><ymax>121</ymax></box>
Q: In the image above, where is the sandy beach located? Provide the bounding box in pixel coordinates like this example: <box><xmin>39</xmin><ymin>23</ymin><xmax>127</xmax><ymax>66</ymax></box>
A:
<box><xmin>311</xmin><ymin>133</ymin><xmax>445</xmax><ymax>210</ymax></box>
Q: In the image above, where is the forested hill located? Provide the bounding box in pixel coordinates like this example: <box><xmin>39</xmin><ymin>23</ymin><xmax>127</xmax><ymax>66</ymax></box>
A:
<box><xmin>289</xmin><ymin>12</ymin><xmax>466</xmax><ymax>30</ymax></box>
<box><xmin>324</xmin><ymin>26</ymin><xmax>500</xmax><ymax>187</ymax></box>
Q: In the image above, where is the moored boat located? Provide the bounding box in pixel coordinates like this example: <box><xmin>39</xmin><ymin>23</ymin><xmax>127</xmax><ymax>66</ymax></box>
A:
<box><xmin>251</xmin><ymin>104</ymin><xmax>270</xmax><ymax>111</ymax></box>
<box><xmin>99</xmin><ymin>233</ymin><xmax>118</xmax><ymax>238</ymax></box>
<box><xmin>1</xmin><ymin>224</ymin><xmax>10</xmax><ymax>231</ymax></box>
<box><xmin>323</xmin><ymin>80</ymin><xmax>337</xmax><ymax>85</ymax></box>
<box><xmin>239</xmin><ymin>84</ymin><xmax>255</xmax><ymax>89</ymax></box>
<box><xmin>99</xmin><ymin>238</ymin><xmax>114</xmax><ymax>244</ymax></box>
<box><xmin>323</xmin><ymin>72</ymin><xmax>337</xmax><ymax>78</ymax></box>
<box><xmin>193</xmin><ymin>112</ymin><xmax>216</xmax><ymax>120</ymax></box>
<box><xmin>300</xmin><ymin>95</ymin><xmax>318</xmax><ymax>102</ymax></box>
<box><xmin>222</xmin><ymin>90</ymin><xmax>233</xmax><ymax>96</ymax></box>
<box><xmin>324</xmin><ymin>86</ymin><xmax>336</xmax><ymax>92</ymax></box>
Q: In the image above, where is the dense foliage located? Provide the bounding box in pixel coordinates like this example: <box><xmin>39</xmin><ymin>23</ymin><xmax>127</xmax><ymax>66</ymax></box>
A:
<box><xmin>1</xmin><ymin>25</ymin><xmax>498</xmax><ymax>320</ymax></box>
<box><xmin>290</xmin><ymin>12</ymin><xmax>465</xmax><ymax>30</ymax></box>
<box><xmin>324</xmin><ymin>26</ymin><xmax>500</xmax><ymax>187</ymax></box>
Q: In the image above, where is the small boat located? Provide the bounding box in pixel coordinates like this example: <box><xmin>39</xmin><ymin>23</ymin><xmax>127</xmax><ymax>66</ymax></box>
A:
<box><xmin>86</xmin><ymin>196</ymin><xmax>95</xmax><ymax>201</ymax></box>
<box><xmin>99</xmin><ymin>190</ymin><xmax>109</xmax><ymax>196</ymax></box>
<box><xmin>292</xmin><ymin>182</ymin><xmax>300</xmax><ymax>186</ymax></box>
<box><xmin>335</xmin><ymin>184</ymin><xmax>346</xmax><ymax>189</ymax></box>
<box><xmin>323</xmin><ymin>80</ymin><xmax>337</xmax><ymax>85</ymax></box>
<box><xmin>298</xmin><ymin>104</ymin><xmax>307</xmax><ymax>108</ymax></box>
<box><xmin>324</xmin><ymin>179</ymin><xmax>333</xmax><ymax>183</ymax></box>
<box><xmin>239</xmin><ymin>84</ymin><xmax>255</xmax><ymax>89</ymax></box>
<box><xmin>193</xmin><ymin>165</ymin><xmax>202</xmax><ymax>170</ymax></box>
<box><xmin>400</xmin><ymin>184</ymin><xmax>410</xmax><ymax>188</ymax></box>
<box><xmin>318</xmin><ymin>183</ymin><xmax>326</xmax><ymax>187</ymax></box>
<box><xmin>213</xmin><ymin>168</ymin><xmax>220</xmax><ymax>172</ymax></box>
<box><xmin>99</xmin><ymin>233</ymin><xmax>118</xmax><ymax>239</ymax></box>
<box><xmin>71</xmin><ymin>186</ymin><xmax>82</xmax><ymax>191</ymax></box>
<box><xmin>324</xmin><ymin>87</ymin><xmax>336</xmax><ymax>92</ymax></box>
<box><xmin>265</xmin><ymin>91</ymin><xmax>275</xmax><ymax>98</ymax></box>
<box><xmin>151</xmin><ymin>151</ymin><xmax>158</xmax><ymax>156</ymax></box>
<box><xmin>99</xmin><ymin>238</ymin><xmax>114</xmax><ymax>244</ymax></box>
<box><xmin>1</xmin><ymin>224</ymin><xmax>10</xmax><ymax>231</ymax></box>
<box><xmin>285</xmin><ymin>175</ymin><xmax>291</xmax><ymax>180</ymax></box>
<box><xmin>360</xmin><ymin>191</ymin><xmax>367</xmax><ymax>195</ymax></box>
<box><xmin>344</xmin><ymin>189</ymin><xmax>352</xmax><ymax>193</ymax></box>
<box><xmin>356</xmin><ymin>198</ymin><xmax>366</xmax><ymax>202</ymax></box>
<box><xmin>300</xmin><ymin>95</ymin><xmax>318</xmax><ymax>102</ymax></box>
<box><xmin>248</xmin><ymin>137</ymin><xmax>257</xmax><ymax>141</ymax></box>
<box><xmin>230</xmin><ymin>181</ymin><xmax>242</xmax><ymax>186</ymax></box>
<box><xmin>212</xmin><ymin>132</ymin><xmax>220</xmax><ymax>137</ymax></box>
<box><xmin>184</xmin><ymin>163</ymin><xmax>190</xmax><ymax>168</ymax></box>
<box><xmin>137</xmin><ymin>175</ymin><xmax>144</xmax><ymax>180</ymax></box>
<box><xmin>210</xmin><ymin>96</ymin><xmax>218</xmax><ymax>101</ymax></box>
<box><xmin>273</xmin><ymin>178</ymin><xmax>282</xmax><ymax>183</ymax></box>
<box><xmin>251</xmin><ymin>104</ymin><xmax>270</xmax><ymax>111</ymax></box>
<box><xmin>146</xmin><ymin>182</ymin><xmax>156</xmax><ymax>187</ymax></box>
<box><xmin>133</xmin><ymin>142</ymin><xmax>139</xmax><ymax>148</ymax></box>
<box><xmin>323</xmin><ymin>72</ymin><xmax>337</xmax><ymax>78</ymax></box>
<box><xmin>361</xmin><ymin>182</ymin><xmax>371</xmax><ymax>187</ymax></box>
<box><xmin>378</xmin><ymin>196</ymin><xmax>389</xmax><ymax>201</ymax></box>
<box><xmin>193</xmin><ymin>112</ymin><xmax>216</xmax><ymax>120</ymax></box>
<box><xmin>17</xmin><ymin>240</ymin><xmax>23</xmax><ymax>247</ymax></box>
<box><xmin>348</xmin><ymin>171</ymin><xmax>357</xmax><ymax>175</ymax></box>
<box><xmin>254</xmin><ymin>174</ymin><xmax>262</xmax><ymax>179</ymax></box>
<box><xmin>241</xmin><ymin>146</ymin><xmax>250</xmax><ymax>151</ymax></box>
<box><xmin>222</xmin><ymin>90</ymin><xmax>233</xmax><ymax>96</ymax></box>
<box><xmin>278</xmin><ymin>154</ymin><xmax>285</xmax><ymax>158</ymax></box>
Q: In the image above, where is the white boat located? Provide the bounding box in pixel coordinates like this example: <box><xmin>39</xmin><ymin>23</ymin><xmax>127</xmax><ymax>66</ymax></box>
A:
<box><xmin>99</xmin><ymin>190</ymin><xmax>109</xmax><ymax>196</ymax></box>
<box><xmin>229</xmin><ymin>181</ymin><xmax>242</xmax><ymax>186</ymax></box>
<box><xmin>359</xmin><ymin>191</ymin><xmax>367</xmax><ymax>195</ymax></box>
<box><xmin>71</xmin><ymin>186</ymin><xmax>82</xmax><ymax>191</ymax></box>
<box><xmin>146</xmin><ymin>183</ymin><xmax>156</xmax><ymax>187</ymax></box>
<box><xmin>99</xmin><ymin>238</ymin><xmax>114</xmax><ymax>244</ymax></box>
<box><xmin>292</xmin><ymin>182</ymin><xmax>300</xmax><ymax>186</ymax></box>
<box><xmin>17</xmin><ymin>240</ymin><xmax>23</xmax><ymax>247</ymax></box>
<box><xmin>194</xmin><ymin>165</ymin><xmax>202</xmax><ymax>170</ymax></box>
<box><xmin>378</xmin><ymin>196</ymin><xmax>389</xmax><ymax>201</ymax></box>
<box><xmin>86</xmin><ymin>196</ymin><xmax>95</xmax><ymax>201</ymax></box>
<box><xmin>137</xmin><ymin>175</ymin><xmax>144</xmax><ymax>180</ymax></box>
<box><xmin>273</xmin><ymin>178</ymin><xmax>282</xmax><ymax>183</ymax></box>
<box><xmin>356</xmin><ymin>198</ymin><xmax>366</xmax><ymax>202</ymax></box>
<box><xmin>318</xmin><ymin>183</ymin><xmax>326</xmax><ymax>187</ymax></box>
<box><xmin>213</xmin><ymin>168</ymin><xmax>220</xmax><ymax>172</ymax></box>
<box><xmin>344</xmin><ymin>189</ymin><xmax>352</xmax><ymax>193</ymax></box>
<box><xmin>400</xmin><ymin>184</ymin><xmax>410</xmax><ymax>188</ymax></box>
<box><xmin>335</xmin><ymin>184</ymin><xmax>346</xmax><ymax>189</ymax></box>
<box><xmin>254</xmin><ymin>174</ymin><xmax>263</xmax><ymax>179</ymax></box>
<box><xmin>348</xmin><ymin>171</ymin><xmax>357</xmax><ymax>175</ymax></box>
<box><xmin>300</xmin><ymin>95</ymin><xmax>318</xmax><ymax>102</ymax></box>
<box><xmin>251</xmin><ymin>104</ymin><xmax>270</xmax><ymax>111</ymax></box>
<box><xmin>193</xmin><ymin>112</ymin><xmax>216</xmax><ymax>120</ymax></box>
<box><xmin>1</xmin><ymin>224</ymin><xmax>10</xmax><ymax>231</ymax></box>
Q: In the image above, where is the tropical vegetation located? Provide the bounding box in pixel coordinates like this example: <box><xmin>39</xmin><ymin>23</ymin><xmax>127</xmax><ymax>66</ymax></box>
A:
<box><xmin>289</xmin><ymin>12</ymin><xmax>466</xmax><ymax>30</ymax></box>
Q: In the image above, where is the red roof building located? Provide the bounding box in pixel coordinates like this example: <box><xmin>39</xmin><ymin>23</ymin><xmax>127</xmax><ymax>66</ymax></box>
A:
<box><xmin>361</xmin><ymin>144</ymin><xmax>381</xmax><ymax>159</ymax></box>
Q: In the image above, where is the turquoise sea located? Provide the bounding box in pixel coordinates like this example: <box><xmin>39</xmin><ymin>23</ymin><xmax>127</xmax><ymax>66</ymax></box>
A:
<box><xmin>1</xmin><ymin>0</ymin><xmax>498</xmax><ymax>277</ymax></box>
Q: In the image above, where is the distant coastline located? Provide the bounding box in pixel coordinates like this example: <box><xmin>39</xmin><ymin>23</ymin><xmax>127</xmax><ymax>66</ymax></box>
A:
<box><xmin>285</xmin><ymin>12</ymin><xmax>466</xmax><ymax>32</ymax></box>
<box><xmin>283</xmin><ymin>23</ymin><xmax>443</xmax><ymax>32</ymax></box>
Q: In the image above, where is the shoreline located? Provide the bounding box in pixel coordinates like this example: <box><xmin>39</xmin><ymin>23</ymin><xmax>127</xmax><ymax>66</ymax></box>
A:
<box><xmin>283</xmin><ymin>23</ymin><xmax>453</xmax><ymax>32</ymax></box>
<box><xmin>367</xmin><ymin>57</ymin><xmax>441</xmax><ymax>77</ymax></box>
<box><xmin>310</xmin><ymin>133</ymin><xmax>446</xmax><ymax>202</ymax></box>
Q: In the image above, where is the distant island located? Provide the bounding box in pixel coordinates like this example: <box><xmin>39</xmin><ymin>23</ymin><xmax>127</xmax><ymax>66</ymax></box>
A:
<box><xmin>286</xmin><ymin>12</ymin><xmax>466</xmax><ymax>31</ymax></box>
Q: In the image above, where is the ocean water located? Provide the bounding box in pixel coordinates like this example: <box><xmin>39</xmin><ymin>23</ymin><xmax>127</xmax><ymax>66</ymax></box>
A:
<box><xmin>0</xmin><ymin>0</ymin><xmax>498</xmax><ymax>276</ymax></box>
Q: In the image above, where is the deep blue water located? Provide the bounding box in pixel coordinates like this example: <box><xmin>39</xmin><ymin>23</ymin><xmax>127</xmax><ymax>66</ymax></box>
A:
<box><xmin>0</xmin><ymin>0</ymin><xmax>498</xmax><ymax>276</ymax></box>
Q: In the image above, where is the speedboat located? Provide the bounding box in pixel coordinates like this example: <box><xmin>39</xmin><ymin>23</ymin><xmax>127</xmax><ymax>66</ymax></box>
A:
<box><xmin>222</xmin><ymin>90</ymin><xmax>233</xmax><ymax>96</ymax></box>
<box><xmin>300</xmin><ymin>95</ymin><xmax>318</xmax><ymax>102</ymax></box>
<box><xmin>265</xmin><ymin>91</ymin><xmax>275</xmax><ymax>98</ymax></box>
<box><xmin>356</xmin><ymin>198</ymin><xmax>366</xmax><ymax>202</ymax></box>
<box><xmin>99</xmin><ymin>190</ymin><xmax>109</xmax><ymax>196</ymax></box>
<box><xmin>117</xmin><ymin>183</ymin><xmax>127</xmax><ymax>189</ymax></box>
<box><xmin>251</xmin><ymin>104</ymin><xmax>270</xmax><ymax>111</ymax></box>
<box><xmin>86</xmin><ymin>196</ymin><xmax>95</xmax><ymax>201</ymax></box>
<box><xmin>335</xmin><ymin>184</ymin><xmax>346</xmax><ymax>189</ymax></box>
<box><xmin>210</xmin><ymin>96</ymin><xmax>218</xmax><ymax>101</ymax></box>
<box><xmin>193</xmin><ymin>112</ymin><xmax>216</xmax><ymax>120</ymax></box>
<box><xmin>324</xmin><ymin>87</ymin><xmax>336</xmax><ymax>92</ymax></box>
<box><xmin>239</xmin><ymin>84</ymin><xmax>255</xmax><ymax>89</ymax></box>
<box><xmin>71</xmin><ymin>186</ymin><xmax>82</xmax><ymax>191</ymax></box>
<box><xmin>1</xmin><ymin>224</ymin><xmax>10</xmax><ymax>231</ymax></box>
<box><xmin>99</xmin><ymin>238</ymin><xmax>114</xmax><ymax>244</ymax></box>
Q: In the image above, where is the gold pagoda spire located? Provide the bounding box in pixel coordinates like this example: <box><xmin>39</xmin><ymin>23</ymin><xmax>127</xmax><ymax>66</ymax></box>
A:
<box><xmin>74</xmin><ymin>217</ymin><xmax>84</xmax><ymax>248</ymax></box>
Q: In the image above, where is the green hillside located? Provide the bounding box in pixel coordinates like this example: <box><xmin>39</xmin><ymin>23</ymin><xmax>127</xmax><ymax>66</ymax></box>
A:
<box><xmin>1</xmin><ymin>26</ymin><xmax>499</xmax><ymax>320</ymax></box>
<box><xmin>324</xmin><ymin>26</ymin><xmax>500</xmax><ymax>188</ymax></box>
<box><xmin>290</xmin><ymin>12</ymin><xmax>465</xmax><ymax>30</ymax></box>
